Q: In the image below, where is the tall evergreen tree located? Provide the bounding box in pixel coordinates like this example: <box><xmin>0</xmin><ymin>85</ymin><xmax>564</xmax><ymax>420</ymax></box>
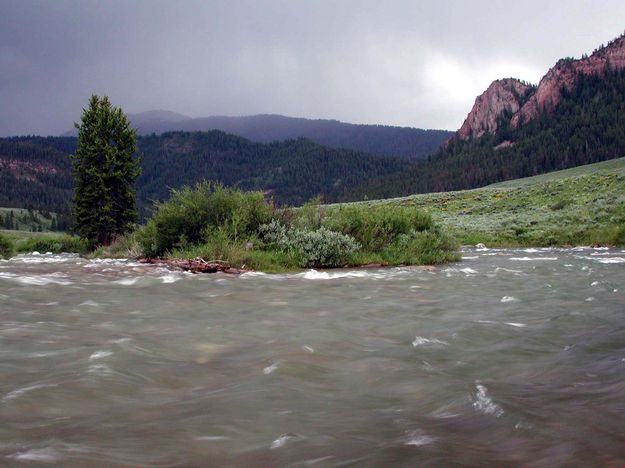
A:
<box><xmin>71</xmin><ymin>95</ymin><xmax>141</xmax><ymax>246</ymax></box>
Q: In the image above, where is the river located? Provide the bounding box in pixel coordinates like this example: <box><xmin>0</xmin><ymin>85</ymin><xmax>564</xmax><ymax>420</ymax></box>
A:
<box><xmin>1</xmin><ymin>247</ymin><xmax>624</xmax><ymax>466</ymax></box>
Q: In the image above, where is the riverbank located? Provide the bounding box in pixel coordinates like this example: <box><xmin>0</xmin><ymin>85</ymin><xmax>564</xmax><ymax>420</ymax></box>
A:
<box><xmin>3</xmin><ymin>159</ymin><xmax>623</xmax><ymax>266</ymax></box>
<box><xmin>336</xmin><ymin>158</ymin><xmax>625</xmax><ymax>247</ymax></box>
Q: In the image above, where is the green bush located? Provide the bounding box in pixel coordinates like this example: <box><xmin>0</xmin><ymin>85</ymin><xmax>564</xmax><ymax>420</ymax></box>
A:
<box><xmin>382</xmin><ymin>230</ymin><xmax>460</xmax><ymax>265</ymax></box>
<box><xmin>260</xmin><ymin>221</ymin><xmax>360</xmax><ymax>268</ymax></box>
<box><xmin>324</xmin><ymin>204</ymin><xmax>432</xmax><ymax>251</ymax></box>
<box><xmin>137</xmin><ymin>182</ymin><xmax>274</xmax><ymax>257</ymax></box>
<box><xmin>293</xmin><ymin>196</ymin><xmax>325</xmax><ymax>230</ymax></box>
<box><xmin>92</xmin><ymin>231</ymin><xmax>141</xmax><ymax>258</ymax></box>
<box><xmin>0</xmin><ymin>233</ymin><xmax>14</xmax><ymax>259</ymax></box>
<box><xmin>15</xmin><ymin>235</ymin><xmax>89</xmax><ymax>255</ymax></box>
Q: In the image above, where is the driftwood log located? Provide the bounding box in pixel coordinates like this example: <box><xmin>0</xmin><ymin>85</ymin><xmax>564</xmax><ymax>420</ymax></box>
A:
<box><xmin>140</xmin><ymin>257</ymin><xmax>249</xmax><ymax>274</ymax></box>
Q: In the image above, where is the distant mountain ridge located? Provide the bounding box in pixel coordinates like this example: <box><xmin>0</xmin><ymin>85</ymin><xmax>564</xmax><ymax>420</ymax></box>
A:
<box><xmin>64</xmin><ymin>113</ymin><xmax>452</xmax><ymax>159</ymax></box>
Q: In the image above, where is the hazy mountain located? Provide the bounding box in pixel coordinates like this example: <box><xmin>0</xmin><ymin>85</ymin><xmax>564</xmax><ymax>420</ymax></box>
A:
<box><xmin>65</xmin><ymin>113</ymin><xmax>452</xmax><ymax>159</ymax></box>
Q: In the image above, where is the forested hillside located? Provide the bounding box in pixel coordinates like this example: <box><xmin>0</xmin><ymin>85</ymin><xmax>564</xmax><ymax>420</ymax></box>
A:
<box><xmin>0</xmin><ymin>131</ymin><xmax>410</xmax><ymax>218</ymax></box>
<box><xmin>348</xmin><ymin>68</ymin><xmax>625</xmax><ymax>200</ymax></box>
<box><xmin>65</xmin><ymin>113</ymin><xmax>452</xmax><ymax>159</ymax></box>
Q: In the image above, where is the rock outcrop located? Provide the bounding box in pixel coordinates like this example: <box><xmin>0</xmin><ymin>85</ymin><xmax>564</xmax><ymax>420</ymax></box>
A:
<box><xmin>511</xmin><ymin>34</ymin><xmax>625</xmax><ymax>127</ymax></box>
<box><xmin>457</xmin><ymin>78</ymin><xmax>532</xmax><ymax>140</ymax></box>
<box><xmin>456</xmin><ymin>32</ymin><xmax>625</xmax><ymax>140</ymax></box>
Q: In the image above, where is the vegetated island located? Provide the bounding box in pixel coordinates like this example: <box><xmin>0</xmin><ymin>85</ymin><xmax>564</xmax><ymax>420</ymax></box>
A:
<box><xmin>2</xmin><ymin>157</ymin><xmax>623</xmax><ymax>271</ymax></box>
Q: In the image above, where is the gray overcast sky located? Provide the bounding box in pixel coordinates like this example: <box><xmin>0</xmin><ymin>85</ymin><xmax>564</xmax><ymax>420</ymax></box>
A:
<box><xmin>1</xmin><ymin>0</ymin><xmax>625</xmax><ymax>136</ymax></box>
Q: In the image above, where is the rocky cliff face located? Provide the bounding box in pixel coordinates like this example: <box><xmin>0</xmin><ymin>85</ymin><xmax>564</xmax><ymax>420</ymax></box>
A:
<box><xmin>456</xmin><ymin>32</ymin><xmax>625</xmax><ymax>140</ymax></box>
<box><xmin>457</xmin><ymin>78</ymin><xmax>532</xmax><ymax>140</ymax></box>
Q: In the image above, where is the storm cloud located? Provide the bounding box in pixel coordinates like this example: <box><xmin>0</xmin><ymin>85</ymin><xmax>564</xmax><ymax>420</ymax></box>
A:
<box><xmin>2</xmin><ymin>0</ymin><xmax>625</xmax><ymax>136</ymax></box>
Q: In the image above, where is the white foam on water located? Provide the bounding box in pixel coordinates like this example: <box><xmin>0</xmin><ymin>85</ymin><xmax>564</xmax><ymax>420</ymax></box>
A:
<box><xmin>596</xmin><ymin>257</ymin><xmax>625</xmax><ymax>264</ymax></box>
<box><xmin>241</xmin><ymin>271</ymin><xmax>269</xmax><ymax>278</ymax></box>
<box><xmin>510</xmin><ymin>257</ymin><xmax>558</xmax><ymax>261</ymax></box>
<box><xmin>443</xmin><ymin>267</ymin><xmax>478</xmax><ymax>276</ymax></box>
<box><xmin>473</xmin><ymin>384</ymin><xmax>503</xmax><ymax>417</ymax></box>
<box><xmin>113</xmin><ymin>277</ymin><xmax>140</xmax><ymax>286</ymax></box>
<box><xmin>7</xmin><ymin>447</ymin><xmax>61</xmax><ymax>462</ymax></box>
<box><xmin>412</xmin><ymin>336</ymin><xmax>448</xmax><ymax>347</ymax></box>
<box><xmin>501</xmin><ymin>296</ymin><xmax>518</xmax><ymax>303</ymax></box>
<box><xmin>0</xmin><ymin>272</ymin><xmax>73</xmax><ymax>286</ymax></box>
<box><xmin>494</xmin><ymin>267</ymin><xmax>523</xmax><ymax>273</ymax></box>
<box><xmin>585</xmin><ymin>297</ymin><xmax>595</xmax><ymax>302</ymax></box>
<box><xmin>87</xmin><ymin>363</ymin><xmax>113</xmax><ymax>375</ymax></box>
<box><xmin>303</xmin><ymin>455</ymin><xmax>335</xmax><ymax>465</ymax></box>
<box><xmin>3</xmin><ymin>383</ymin><xmax>58</xmax><ymax>402</ymax></box>
<box><xmin>403</xmin><ymin>429</ymin><xmax>437</xmax><ymax>447</ymax></box>
<box><xmin>195</xmin><ymin>436</ymin><xmax>231</xmax><ymax>441</ymax></box>
<box><xmin>89</xmin><ymin>350</ymin><xmax>113</xmax><ymax>361</ymax></box>
<box><xmin>263</xmin><ymin>362</ymin><xmax>279</xmax><ymax>375</ymax></box>
<box><xmin>299</xmin><ymin>269</ymin><xmax>373</xmax><ymax>280</ymax></box>
<box><xmin>80</xmin><ymin>300</ymin><xmax>99</xmax><ymax>307</ymax></box>
<box><xmin>591</xmin><ymin>281</ymin><xmax>600</xmax><ymax>286</ymax></box>
<box><xmin>9</xmin><ymin>253</ymin><xmax>81</xmax><ymax>264</ymax></box>
<box><xmin>302</xmin><ymin>345</ymin><xmax>315</xmax><ymax>353</ymax></box>
<box><xmin>476</xmin><ymin>320</ymin><xmax>525</xmax><ymax>328</ymax></box>
<box><xmin>270</xmin><ymin>433</ymin><xmax>297</xmax><ymax>449</ymax></box>
<box><xmin>159</xmin><ymin>274</ymin><xmax>181</xmax><ymax>284</ymax></box>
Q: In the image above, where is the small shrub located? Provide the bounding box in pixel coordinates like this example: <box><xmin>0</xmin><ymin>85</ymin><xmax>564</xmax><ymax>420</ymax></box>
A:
<box><xmin>324</xmin><ymin>204</ymin><xmax>432</xmax><ymax>251</ymax></box>
<box><xmin>260</xmin><ymin>221</ymin><xmax>360</xmax><ymax>268</ymax></box>
<box><xmin>0</xmin><ymin>233</ymin><xmax>14</xmax><ymax>259</ymax></box>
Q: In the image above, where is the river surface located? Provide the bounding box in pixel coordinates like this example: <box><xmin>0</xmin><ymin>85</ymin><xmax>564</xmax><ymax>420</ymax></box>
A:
<box><xmin>1</xmin><ymin>248</ymin><xmax>624</xmax><ymax>466</ymax></box>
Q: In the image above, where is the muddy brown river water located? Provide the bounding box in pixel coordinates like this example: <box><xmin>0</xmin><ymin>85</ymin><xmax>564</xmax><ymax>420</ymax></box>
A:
<box><xmin>1</xmin><ymin>247</ymin><xmax>624</xmax><ymax>466</ymax></box>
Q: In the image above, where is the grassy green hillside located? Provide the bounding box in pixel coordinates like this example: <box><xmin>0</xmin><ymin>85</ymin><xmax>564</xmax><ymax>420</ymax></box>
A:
<box><xmin>0</xmin><ymin>207</ymin><xmax>70</xmax><ymax>233</ymax></box>
<box><xmin>335</xmin><ymin>158</ymin><xmax>625</xmax><ymax>247</ymax></box>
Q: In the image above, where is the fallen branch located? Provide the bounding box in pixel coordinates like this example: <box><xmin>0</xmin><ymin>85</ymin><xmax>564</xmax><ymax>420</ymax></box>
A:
<box><xmin>140</xmin><ymin>257</ymin><xmax>249</xmax><ymax>275</ymax></box>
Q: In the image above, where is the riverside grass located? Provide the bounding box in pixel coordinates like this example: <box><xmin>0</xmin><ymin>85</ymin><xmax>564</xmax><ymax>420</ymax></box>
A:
<box><xmin>342</xmin><ymin>158</ymin><xmax>625</xmax><ymax>247</ymax></box>
<box><xmin>0</xmin><ymin>232</ymin><xmax>89</xmax><ymax>258</ymax></box>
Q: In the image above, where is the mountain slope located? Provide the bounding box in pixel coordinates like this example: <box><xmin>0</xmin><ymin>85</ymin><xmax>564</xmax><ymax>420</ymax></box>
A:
<box><xmin>0</xmin><ymin>131</ymin><xmax>411</xmax><ymax>215</ymax></box>
<box><xmin>346</xmin><ymin>157</ymin><xmax>625</xmax><ymax>247</ymax></box>
<box><xmin>65</xmin><ymin>113</ymin><xmax>452</xmax><ymax>159</ymax></box>
<box><xmin>350</xmin><ymin>33</ymin><xmax>625</xmax><ymax>200</ymax></box>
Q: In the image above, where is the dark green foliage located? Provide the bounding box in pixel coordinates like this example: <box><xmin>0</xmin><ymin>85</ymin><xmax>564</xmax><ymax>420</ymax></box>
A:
<box><xmin>72</xmin><ymin>95</ymin><xmax>141</xmax><ymax>246</ymax></box>
<box><xmin>351</xmin><ymin>68</ymin><xmax>625</xmax><ymax>200</ymax></box>
<box><xmin>0</xmin><ymin>137</ymin><xmax>74</xmax><ymax>214</ymax></box>
<box><xmin>0</xmin><ymin>233</ymin><xmax>14</xmax><ymax>259</ymax></box>
<box><xmin>324</xmin><ymin>204</ymin><xmax>433</xmax><ymax>251</ymax></box>
<box><xmin>136</xmin><ymin>132</ymin><xmax>410</xmax><ymax>209</ymax></box>
<box><xmin>0</xmin><ymin>131</ymin><xmax>410</xmax><ymax>217</ymax></box>
<box><xmin>137</xmin><ymin>182</ymin><xmax>274</xmax><ymax>257</ymax></box>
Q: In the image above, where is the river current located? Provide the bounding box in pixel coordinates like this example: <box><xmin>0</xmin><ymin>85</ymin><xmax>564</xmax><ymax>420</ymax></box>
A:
<box><xmin>1</xmin><ymin>247</ymin><xmax>624</xmax><ymax>466</ymax></box>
